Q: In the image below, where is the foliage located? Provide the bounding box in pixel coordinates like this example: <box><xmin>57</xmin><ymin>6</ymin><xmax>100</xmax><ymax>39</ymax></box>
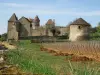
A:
<box><xmin>56</xmin><ymin>33</ymin><xmax>69</xmax><ymax>39</ymax></box>
<box><xmin>50</xmin><ymin>27</ymin><xmax>61</xmax><ymax>37</ymax></box>
<box><xmin>0</xmin><ymin>33</ymin><xmax>7</xmax><ymax>41</ymax></box>
<box><xmin>50</xmin><ymin>27</ymin><xmax>56</xmax><ymax>36</ymax></box>
<box><xmin>6</xmin><ymin>40</ymin><xmax>100</xmax><ymax>75</ymax></box>
<box><xmin>90</xmin><ymin>22</ymin><xmax>100</xmax><ymax>40</ymax></box>
<box><xmin>46</xmin><ymin>24</ymin><xmax>60</xmax><ymax>37</ymax></box>
<box><xmin>46</xmin><ymin>24</ymin><xmax>55</xmax><ymax>29</ymax></box>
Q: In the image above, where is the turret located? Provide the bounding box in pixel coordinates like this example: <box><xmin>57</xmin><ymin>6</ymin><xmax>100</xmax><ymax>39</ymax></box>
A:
<box><xmin>69</xmin><ymin>18</ymin><xmax>91</xmax><ymax>41</ymax></box>
<box><xmin>7</xmin><ymin>13</ymin><xmax>19</xmax><ymax>41</ymax></box>
<box><xmin>34</xmin><ymin>15</ymin><xmax>40</xmax><ymax>29</ymax></box>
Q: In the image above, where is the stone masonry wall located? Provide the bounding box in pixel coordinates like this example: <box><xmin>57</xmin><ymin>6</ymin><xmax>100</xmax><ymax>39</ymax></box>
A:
<box><xmin>69</xmin><ymin>25</ymin><xmax>89</xmax><ymax>41</ymax></box>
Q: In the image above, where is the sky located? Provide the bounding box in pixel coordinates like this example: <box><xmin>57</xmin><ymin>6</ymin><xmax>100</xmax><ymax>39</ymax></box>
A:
<box><xmin>0</xmin><ymin>0</ymin><xmax>100</xmax><ymax>34</ymax></box>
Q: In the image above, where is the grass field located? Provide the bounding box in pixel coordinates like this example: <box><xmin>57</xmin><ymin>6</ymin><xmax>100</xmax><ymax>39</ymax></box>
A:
<box><xmin>6</xmin><ymin>40</ymin><xmax>100</xmax><ymax>75</ymax></box>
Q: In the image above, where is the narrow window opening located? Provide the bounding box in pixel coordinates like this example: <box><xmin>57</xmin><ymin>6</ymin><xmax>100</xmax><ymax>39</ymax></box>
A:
<box><xmin>30</xmin><ymin>24</ymin><xmax>32</xmax><ymax>27</ymax></box>
<box><xmin>78</xmin><ymin>26</ymin><xmax>81</xmax><ymax>29</ymax></box>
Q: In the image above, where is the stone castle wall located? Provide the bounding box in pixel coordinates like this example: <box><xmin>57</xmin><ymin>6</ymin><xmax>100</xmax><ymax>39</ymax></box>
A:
<box><xmin>59</xmin><ymin>27</ymin><xmax>67</xmax><ymax>35</ymax></box>
<box><xmin>32</xmin><ymin>28</ymin><xmax>53</xmax><ymax>36</ymax></box>
<box><xmin>69</xmin><ymin>25</ymin><xmax>90</xmax><ymax>41</ymax></box>
<box><xmin>32</xmin><ymin>28</ymin><xmax>46</xmax><ymax>36</ymax></box>
<box><xmin>7</xmin><ymin>22</ymin><xmax>19</xmax><ymax>41</ymax></box>
<box><xmin>19</xmin><ymin>18</ymin><xmax>31</xmax><ymax>37</ymax></box>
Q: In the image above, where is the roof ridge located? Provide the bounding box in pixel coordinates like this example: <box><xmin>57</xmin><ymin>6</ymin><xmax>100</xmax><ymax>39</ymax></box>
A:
<box><xmin>19</xmin><ymin>16</ymin><xmax>31</xmax><ymax>23</ymax></box>
<box><xmin>70</xmin><ymin>18</ymin><xmax>90</xmax><ymax>26</ymax></box>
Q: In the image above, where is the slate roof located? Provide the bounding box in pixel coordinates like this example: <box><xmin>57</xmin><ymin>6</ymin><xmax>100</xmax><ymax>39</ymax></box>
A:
<box><xmin>70</xmin><ymin>18</ymin><xmax>91</xmax><ymax>26</ymax></box>
<box><xmin>34</xmin><ymin>15</ymin><xmax>40</xmax><ymax>22</ymax></box>
<box><xmin>8</xmin><ymin>13</ymin><xmax>18</xmax><ymax>22</ymax></box>
<box><xmin>28</xmin><ymin>18</ymin><xmax>34</xmax><ymax>23</ymax></box>
<box><xmin>19</xmin><ymin>16</ymin><xmax>31</xmax><ymax>23</ymax></box>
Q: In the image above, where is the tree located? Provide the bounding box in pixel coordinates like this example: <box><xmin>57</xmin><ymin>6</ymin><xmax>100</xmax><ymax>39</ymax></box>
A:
<box><xmin>0</xmin><ymin>33</ymin><xmax>7</xmax><ymax>41</ymax></box>
<box><xmin>50</xmin><ymin>27</ymin><xmax>60</xmax><ymax>37</ymax></box>
<box><xmin>50</xmin><ymin>27</ymin><xmax>56</xmax><ymax>36</ymax></box>
<box><xmin>90</xmin><ymin>22</ymin><xmax>100</xmax><ymax>40</ymax></box>
<box><xmin>97</xmin><ymin>22</ymin><xmax>100</xmax><ymax>33</ymax></box>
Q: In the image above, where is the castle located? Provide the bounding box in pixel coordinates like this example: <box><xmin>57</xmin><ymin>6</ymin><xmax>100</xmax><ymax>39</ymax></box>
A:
<box><xmin>7</xmin><ymin>13</ymin><xmax>67</xmax><ymax>41</ymax></box>
<box><xmin>69</xmin><ymin>18</ymin><xmax>91</xmax><ymax>41</ymax></box>
<box><xmin>7</xmin><ymin>13</ymin><xmax>91</xmax><ymax>41</ymax></box>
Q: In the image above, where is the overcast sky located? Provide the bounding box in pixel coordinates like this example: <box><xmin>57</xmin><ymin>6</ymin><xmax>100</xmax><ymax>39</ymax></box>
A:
<box><xmin>0</xmin><ymin>0</ymin><xmax>100</xmax><ymax>34</ymax></box>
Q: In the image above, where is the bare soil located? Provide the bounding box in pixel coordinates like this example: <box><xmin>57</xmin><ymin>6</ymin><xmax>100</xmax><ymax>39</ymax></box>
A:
<box><xmin>40</xmin><ymin>46</ymin><xmax>95</xmax><ymax>62</ymax></box>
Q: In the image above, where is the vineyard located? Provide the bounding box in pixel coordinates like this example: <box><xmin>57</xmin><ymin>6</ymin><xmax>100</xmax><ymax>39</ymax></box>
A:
<box><xmin>42</xmin><ymin>41</ymin><xmax>100</xmax><ymax>61</ymax></box>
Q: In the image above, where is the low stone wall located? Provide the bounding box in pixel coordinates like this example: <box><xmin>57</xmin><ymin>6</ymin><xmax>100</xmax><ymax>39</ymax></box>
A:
<box><xmin>19</xmin><ymin>36</ymin><xmax>53</xmax><ymax>40</ymax></box>
<box><xmin>19</xmin><ymin>36</ymin><xmax>68</xmax><ymax>43</ymax></box>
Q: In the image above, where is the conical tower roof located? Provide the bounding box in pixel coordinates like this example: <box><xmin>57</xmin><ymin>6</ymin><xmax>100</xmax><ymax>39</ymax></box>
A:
<box><xmin>8</xmin><ymin>13</ymin><xmax>18</xmax><ymax>22</ymax></box>
<box><xmin>34</xmin><ymin>15</ymin><xmax>40</xmax><ymax>22</ymax></box>
<box><xmin>46</xmin><ymin>19</ymin><xmax>53</xmax><ymax>25</ymax></box>
<box><xmin>70</xmin><ymin>18</ymin><xmax>91</xmax><ymax>26</ymax></box>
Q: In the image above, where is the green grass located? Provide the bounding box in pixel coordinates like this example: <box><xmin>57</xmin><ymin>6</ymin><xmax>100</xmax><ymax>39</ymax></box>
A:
<box><xmin>6</xmin><ymin>40</ymin><xmax>100</xmax><ymax>75</ymax></box>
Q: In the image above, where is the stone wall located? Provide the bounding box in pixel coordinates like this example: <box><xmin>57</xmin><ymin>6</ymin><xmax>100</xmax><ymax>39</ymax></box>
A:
<box><xmin>32</xmin><ymin>27</ymin><xmax>53</xmax><ymax>36</ymax></box>
<box><xmin>59</xmin><ymin>27</ymin><xmax>67</xmax><ymax>36</ymax></box>
<box><xmin>7</xmin><ymin>22</ymin><xmax>18</xmax><ymax>41</ymax></box>
<box><xmin>69</xmin><ymin>25</ymin><xmax>90</xmax><ymax>41</ymax></box>
<box><xmin>19</xmin><ymin>18</ymin><xmax>31</xmax><ymax>37</ymax></box>
<box><xmin>32</xmin><ymin>27</ymin><xmax>46</xmax><ymax>36</ymax></box>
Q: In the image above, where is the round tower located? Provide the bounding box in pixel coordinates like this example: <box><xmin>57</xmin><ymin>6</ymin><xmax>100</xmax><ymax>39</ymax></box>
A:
<box><xmin>69</xmin><ymin>18</ymin><xmax>91</xmax><ymax>41</ymax></box>
<box><xmin>7</xmin><ymin>13</ymin><xmax>19</xmax><ymax>41</ymax></box>
<box><xmin>34</xmin><ymin>15</ymin><xmax>40</xmax><ymax>29</ymax></box>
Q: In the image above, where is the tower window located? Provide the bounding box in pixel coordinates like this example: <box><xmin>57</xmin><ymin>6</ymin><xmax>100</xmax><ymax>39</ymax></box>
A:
<box><xmin>30</xmin><ymin>24</ymin><xmax>32</xmax><ymax>27</ymax></box>
<box><xmin>78</xmin><ymin>26</ymin><xmax>81</xmax><ymax>29</ymax></box>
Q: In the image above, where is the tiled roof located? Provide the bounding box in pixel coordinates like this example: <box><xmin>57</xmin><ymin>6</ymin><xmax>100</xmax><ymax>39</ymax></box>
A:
<box><xmin>8</xmin><ymin>13</ymin><xmax>18</xmax><ymax>22</ymax></box>
<box><xmin>46</xmin><ymin>19</ymin><xmax>54</xmax><ymax>25</ymax></box>
<box><xmin>70</xmin><ymin>18</ymin><xmax>91</xmax><ymax>26</ymax></box>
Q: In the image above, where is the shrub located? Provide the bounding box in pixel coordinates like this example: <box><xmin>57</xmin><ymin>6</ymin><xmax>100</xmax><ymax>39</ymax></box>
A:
<box><xmin>57</xmin><ymin>33</ymin><xmax>69</xmax><ymax>39</ymax></box>
<box><xmin>0</xmin><ymin>33</ymin><xmax>7</xmax><ymax>41</ymax></box>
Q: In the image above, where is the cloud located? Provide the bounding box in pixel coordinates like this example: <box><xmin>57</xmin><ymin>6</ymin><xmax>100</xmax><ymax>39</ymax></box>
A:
<box><xmin>0</xmin><ymin>2</ymin><xmax>54</xmax><ymax>9</ymax></box>
<box><xmin>1</xmin><ymin>2</ymin><xmax>100</xmax><ymax>16</ymax></box>
<box><xmin>11</xmin><ymin>9</ymin><xmax>100</xmax><ymax>17</ymax></box>
<box><xmin>72</xmin><ymin>11</ymin><xmax>100</xmax><ymax>16</ymax></box>
<box><xmin>0</xmin><ymin>3</ymin><xmax>29</xmax><ymax>7</ymax></box>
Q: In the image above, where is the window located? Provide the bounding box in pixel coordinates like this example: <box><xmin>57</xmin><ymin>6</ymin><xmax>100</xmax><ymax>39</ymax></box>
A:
<box><xmin>78</xmin><ymin>26</ymin><xmax>81</xmax><ymax>29</ymax></box>
<box><xmin>30</xmin><ymin>24</ymin><xmax>32</xmax><ymax>27</ymax></box>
